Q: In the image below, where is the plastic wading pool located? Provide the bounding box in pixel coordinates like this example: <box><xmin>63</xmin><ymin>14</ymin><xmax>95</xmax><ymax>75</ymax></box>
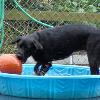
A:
<box><xmin>0</xmin><ymin>64</ymin><xmax>100</xmax><ymax>99</ymax></box>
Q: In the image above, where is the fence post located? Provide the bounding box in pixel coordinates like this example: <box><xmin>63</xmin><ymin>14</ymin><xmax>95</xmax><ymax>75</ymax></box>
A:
<box><xmin>0</xmin><ymin>0</ymin><xmax>4</xmax><ymax>49</ymax></box>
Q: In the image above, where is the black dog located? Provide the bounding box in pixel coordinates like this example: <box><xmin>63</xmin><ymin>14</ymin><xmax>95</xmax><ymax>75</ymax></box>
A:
<box><xmin>11</xmin><ymin>24</ymin><xmax>100</xmax><ymax>75</ymax></box>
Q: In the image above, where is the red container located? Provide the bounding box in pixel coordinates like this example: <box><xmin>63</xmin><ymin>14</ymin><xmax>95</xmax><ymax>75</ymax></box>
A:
<box><xmin>0</xmin><ymin>54</ymin><xmax>22</xmax><ymax>74</ymax></box>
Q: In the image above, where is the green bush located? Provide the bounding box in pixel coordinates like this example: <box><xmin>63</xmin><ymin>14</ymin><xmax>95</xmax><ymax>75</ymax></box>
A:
<box><xmin>50</xmin><ymin>0</ymin><xmax>99</xmax><ymax>12</ymax></box>
<box><xmin>5</xmin><ymin>0</ymin><xmax>99</xmax><ymax>12</ymax></box>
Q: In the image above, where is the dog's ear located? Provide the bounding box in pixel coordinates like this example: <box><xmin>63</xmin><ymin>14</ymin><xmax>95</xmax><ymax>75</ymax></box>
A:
<box><xmin>32</xmin><ymin>39</ymin><xmax>43</xmax><ymax>50</ymax></box>
<box><xmin>10</xmin><ymin>36</ymin><xmax>22</xmax><ymax>44</ymax></box>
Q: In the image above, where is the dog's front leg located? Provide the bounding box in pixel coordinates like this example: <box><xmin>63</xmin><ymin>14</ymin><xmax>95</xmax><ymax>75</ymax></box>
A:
<box><xmin>39</xmin><ymin>62</ymin><xmax>52</xmax><ymax>76</ymax></box>
<box><xmin>34</xmin><ymin>62</ymin><xmax>41</xmax><ymax>75</ymax></box>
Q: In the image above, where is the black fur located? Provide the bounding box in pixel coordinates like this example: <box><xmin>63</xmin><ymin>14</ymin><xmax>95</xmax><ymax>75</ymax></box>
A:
<box><xmin>12</xmin><ymin>24</ymin><xmax>100</xmax><ymax>75</ymax></box>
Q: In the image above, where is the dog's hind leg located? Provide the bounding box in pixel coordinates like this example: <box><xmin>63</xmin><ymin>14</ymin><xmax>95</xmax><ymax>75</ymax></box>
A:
<box><xmin>87</xmin><ymin>41</ymin><xmax>100</xmax><ymax>75</ymax></box>
<box><xmin>87</xmin><ymin>53</ymin><xmax>100</xmax><ymax>75</ymax></box>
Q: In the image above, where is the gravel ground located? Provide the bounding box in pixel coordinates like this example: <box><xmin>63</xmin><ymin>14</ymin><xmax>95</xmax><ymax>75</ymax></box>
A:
<box><xmin>25</xmin><ymin>54</ymin><xmax>89</xmax><ymax>65</ymax></box>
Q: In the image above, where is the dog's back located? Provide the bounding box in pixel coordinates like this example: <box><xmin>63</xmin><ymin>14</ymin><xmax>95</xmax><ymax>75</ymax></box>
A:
<box><xmin>30</xmin><ymin>24</ymin><xmax>99</xmax><ymax>62</ymax></box>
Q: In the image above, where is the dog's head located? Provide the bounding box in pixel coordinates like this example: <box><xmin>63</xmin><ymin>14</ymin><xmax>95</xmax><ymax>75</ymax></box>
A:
<box><xmin>11</xmin><ymin>35</ymin><xmax>43</xmax><ymax>63</ymax></box>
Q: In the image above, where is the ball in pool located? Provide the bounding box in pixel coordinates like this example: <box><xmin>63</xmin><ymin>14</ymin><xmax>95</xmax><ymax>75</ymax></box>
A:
<box><xmin>0</xmin><ymin>54</ymin><xmax>22</xmax><ymax>74</ymax></box>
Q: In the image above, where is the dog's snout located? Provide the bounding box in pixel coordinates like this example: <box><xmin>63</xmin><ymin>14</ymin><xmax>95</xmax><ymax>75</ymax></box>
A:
<box><xmin>16</xmin><ymin>51</ymin><xmax>27</xmax><ymax>63</ymax></box>
<box><xmin>14</xmin><ymin>49</ymin><xmax>18</xmax><ymax>53</ymax></box>
<box><xmin>15</xmin><ymin>49</ymin><xmax>23</xmax><ymax>59</ymax></box>
<box><xmin>16</xmin><ymin>53</ymin><xmax>23</xmax><ymax>60</ymax></box>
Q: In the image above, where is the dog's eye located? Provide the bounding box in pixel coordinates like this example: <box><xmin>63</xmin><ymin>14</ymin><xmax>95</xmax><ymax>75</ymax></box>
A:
<box><xmin>18</xmin><ymin>44</ymin><xmax>23</xmax><ymax>48</ymax></box>
<box><xmin>19</xmin><ymin>44</ymin><xmax>28</xmax><ymax>50</ymax></box>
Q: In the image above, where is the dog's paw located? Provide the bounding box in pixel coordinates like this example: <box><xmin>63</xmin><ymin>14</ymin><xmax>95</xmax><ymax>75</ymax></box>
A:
<box><xmin>34</xmin><ymin>70</ymin><xmax>40</xmax><ymax>75</ymax></box>
<box><xmin>39</xmin><ymin>64</ymin><xmax>52</xmax><ymax>76</ymax></box>
<box><xmin>34</xmin><ymin>67</ymin><xmax>40</xmax><ymax>75</ymax></box>
<box><xmin>39</xmin><ymin>70</ymin><xmax>46</xmax><ymax>76</ymax></box>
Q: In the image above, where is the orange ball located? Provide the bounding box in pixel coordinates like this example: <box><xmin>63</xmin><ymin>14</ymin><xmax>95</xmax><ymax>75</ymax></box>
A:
<box><xmin>0</xmin><ymin>54</ymin><xmax>22</xmax><ymax>74</ymax></box>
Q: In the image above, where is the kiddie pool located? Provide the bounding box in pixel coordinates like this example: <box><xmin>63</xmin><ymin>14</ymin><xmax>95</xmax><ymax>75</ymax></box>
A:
<box><xmin>0</xmin><ymin>64</ymin><xmax>100</xmax><ymax>99</ymax></box>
